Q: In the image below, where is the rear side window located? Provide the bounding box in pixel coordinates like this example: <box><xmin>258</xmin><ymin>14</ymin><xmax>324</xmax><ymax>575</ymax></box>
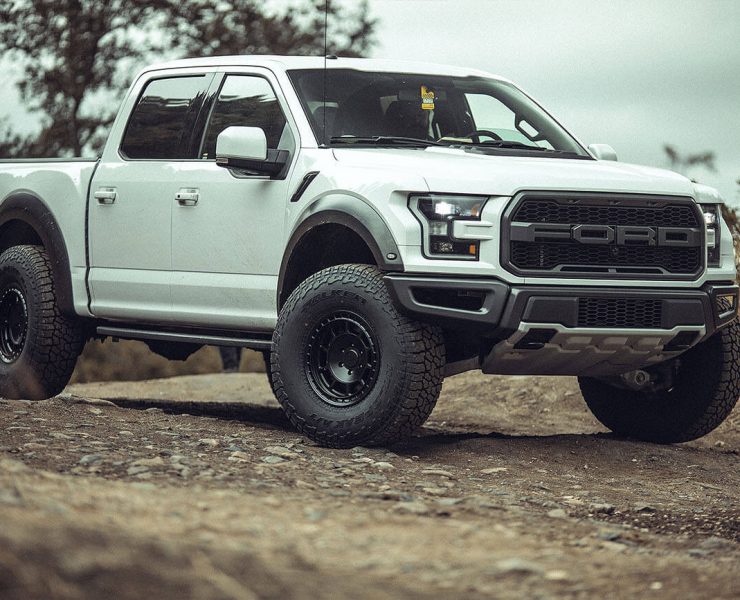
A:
<box><xmin>200</xmin><ymin>75</ymin><xmax>287</xmax><ymax>159</ymax></box>
<box><xmin>121</xmin><ymin>76</ymin><xmax>208</xmax><ymax>159</ymax></box>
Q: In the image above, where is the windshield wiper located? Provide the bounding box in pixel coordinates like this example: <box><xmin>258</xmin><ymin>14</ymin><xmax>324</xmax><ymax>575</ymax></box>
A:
<box><xmin>460</xmin><ymin>139</ymin><xmax>579</xmax><ymax>155</ymax></box>
<box><xmin>467</xmin><ymin>140</ymin><xmax>547</xmax><ymax>151</ymax></box>
<box><xmin>329</xmin><ymin>136</ymin><xmax>443</xmax><ymax>148</ymax></box>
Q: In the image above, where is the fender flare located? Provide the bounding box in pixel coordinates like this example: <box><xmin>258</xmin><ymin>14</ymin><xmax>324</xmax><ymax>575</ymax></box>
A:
<box><xmin>0</xmin><ymin>192</ymin><xmax>75</xmax><ymax>315</ymax></box>
<box><xmin>277</xmin><ymin>195</ymin><xmax>404</xmax><ymax>307</ymax></box>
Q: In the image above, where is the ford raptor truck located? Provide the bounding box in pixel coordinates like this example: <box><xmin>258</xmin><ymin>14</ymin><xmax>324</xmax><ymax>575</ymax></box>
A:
<box><xmin>0</xmin><ymin>56</ymin><xmax>738</xmax><ymax>447</ymax></box>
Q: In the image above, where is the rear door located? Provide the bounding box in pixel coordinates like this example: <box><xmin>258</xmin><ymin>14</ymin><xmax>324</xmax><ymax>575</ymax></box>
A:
<box><xmin>88</xmin><ymin>71</ymin><xmax>213</xmax><ymax>322</ymax></box>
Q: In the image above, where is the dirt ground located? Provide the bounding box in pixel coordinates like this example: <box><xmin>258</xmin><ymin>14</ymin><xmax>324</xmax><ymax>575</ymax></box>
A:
<box><xmin>1</xmin><ymin>370</ymin><xmax>738</xmax><ymax>599</ymax></box>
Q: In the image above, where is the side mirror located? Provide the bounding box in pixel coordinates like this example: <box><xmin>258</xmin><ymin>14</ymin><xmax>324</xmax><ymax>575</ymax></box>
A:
<box><xmin>215</xmin><ymin>126</ymin><xmax>289</xmax><ymax>177</ymax></box>
<box><xmin>588</xmin><ymin>143</ymin><xmax>618</xmax><ymax>161</ymax></box>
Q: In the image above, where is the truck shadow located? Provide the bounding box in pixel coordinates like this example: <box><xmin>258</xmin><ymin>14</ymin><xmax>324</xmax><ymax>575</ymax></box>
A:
<box><xmin>102</xmin><ymin>396</ymin><xmax>648</xmax><ymax>450</ymax></box>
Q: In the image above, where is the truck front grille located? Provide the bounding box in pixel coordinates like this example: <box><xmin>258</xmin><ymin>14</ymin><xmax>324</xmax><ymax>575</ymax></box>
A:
<box><xmin>503</xmin><ymin>193</ymin><xmax>705</xmax><ymax>279</ymax></box>
<box><xmin>577</xmin><ymin>297</ymin><xmax>663</xmax><ymax>329</ymax></box>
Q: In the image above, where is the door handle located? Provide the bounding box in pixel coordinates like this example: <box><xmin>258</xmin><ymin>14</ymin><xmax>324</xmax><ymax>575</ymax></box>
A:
<box><xmin>176</xmin><ymin>189</ymin><xmax>199</xmax><ymax>206</ymax></box>
<box><xmin>94</xmin><ymin>189</ymin><xmax>117</xmax><ymax>204</ymax></box>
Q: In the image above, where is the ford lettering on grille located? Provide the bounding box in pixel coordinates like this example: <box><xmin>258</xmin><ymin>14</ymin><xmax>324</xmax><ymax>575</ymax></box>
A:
<box><xmin>510</xmin><ymin>223</ymin><xmax>703</xmax><ymax>247</ymax></box>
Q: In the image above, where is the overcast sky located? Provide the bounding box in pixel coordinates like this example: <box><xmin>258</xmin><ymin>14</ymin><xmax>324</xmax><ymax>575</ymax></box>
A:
<box><xmin>368</xmin><ymin>0</ymin><xmax>740</xmax><ymax>203</ymax></box>
<box><xmin>1</xmin><ymin>0</ymin><xmax>738</xmax><ymax>202</ymax></box>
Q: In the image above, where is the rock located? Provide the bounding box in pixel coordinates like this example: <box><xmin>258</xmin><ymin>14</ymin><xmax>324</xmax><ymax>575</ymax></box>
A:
<box><xmin>359</xmin><ymin>490</ymin><xmax>412</xmax><ymax>502</ymax></box>
<box><xmin>263</xmin><ymin>446</ymin><xmax>297</xmax><ymax>458</ymax></box>
<box><xmin>228</xmin><ymin>451</ymin><xmax>250</xmax><ymax>462</ymax></box>
<box><xmin>699</xmin><ymin>536</ymin><xmax>731</xmax><ymax>550</ymax></box>
<box><xmin>373</xmin><ymin>462</ymin><xmax>395</xmax><ymax>470</ymax></box>
<box><xmin>420</xmin><ymin>469</ymin><xmax>454</xmax><ymax>479</ymax></box>
<box><xmin>547</xmin><ymin>508</ymin><xmax>567</xmax><ymax>519</ymax></box>
<box><xmin>633</xmin><ymin>503</ymin><xmax>656</xmax><ymax>513</ymax></box>
<box><xmin>262</xmin><ymin>455</ymin><xmax>285</xmax><ymax>464</ymax></box>
<box><xmin>436</xmin><ymin>497</ymin><xmax>464</xmax><ymax>507</ymax></box>
<box><xmin>0</xmin><ymin>485</ymin><xmax>23</xmax><ymax>506</ymax></box>
<box><xmin>78</xmin><ymin>454</ymin><xmax>104</xmax><ymax>466</ymax></box>
<box><xmin>597</xmin><ymin>529</ymin><xmax>621</xmax><ymax>541</ymax></box>
<box><xmin>118</xmin><ymin>430</ymin><xmax>134</xmax><ymax>437</ymax></box>
<box><xmin>590</xmin><ymin>503</ymin><xmax>616</xmax><ymax>515</ymax></box>
<box><xmin>304</xmin><ymin>509</ymin><xmax>326</xmax><ymax>521</ymax></box>
<box><xmin>544</xmin><ymin>570</ymin><xmax>570</xmax><ymax>581</ymax></box>
<box><xmin>393</xmin><ymin>501</ymin><xmax>429</xmax><ymax>515</ymax></box>
<box><xmin>126</xmin><ymin>465</ymin><xmax>150</xmax><ymax>476</ymax></box>
<box><xmin>131</xmin><ymin>456</ymin><xmax>164</xmax><ymax>467</ymax></box>
<box><xmin>198</xmin><ymin>438</ymin><xmax>219</xmax><ymax>447</ymax></box>
<box><xmin>480</xmin><ymin>467</ymin><xmax>507</xmax><ymax>474</ymax></box>
<box><xmin>495</xmin><ymin>558</ymin><xmax>544</xmax><ymax>575</ymax></box>
<box><xmin>421</xmin><ymin>487</ymin><xmax>446</xmax><ymax>496</ymax></box>
<box><xmin>688</xmin><ymin>548</ymin><xmax>711</xmax><ymax>558</ymax></box>
<box><xmin>601</xmin><ymin>541</ymin><xmax>626</xmax><ymax>553</ymax></box>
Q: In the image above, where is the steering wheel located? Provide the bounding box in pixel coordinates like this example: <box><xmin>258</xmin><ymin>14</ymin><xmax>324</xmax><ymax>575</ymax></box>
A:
<box><xmin>465</xmin><ymin>129</ymin><xmax>503</xmax><ymax>143</ymax></box>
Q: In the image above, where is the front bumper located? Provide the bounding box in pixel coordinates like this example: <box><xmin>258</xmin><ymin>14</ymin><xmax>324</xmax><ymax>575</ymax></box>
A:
<box><xmin>385</xmin><ymin>275</ymin><xmax>739</xmax><ymax>376</ymax></box>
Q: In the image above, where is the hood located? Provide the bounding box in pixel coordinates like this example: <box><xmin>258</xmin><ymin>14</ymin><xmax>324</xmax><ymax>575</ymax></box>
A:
<box><xmin>332</xmin><ymin>147</ymin><xmax>696</xmax><ymax>197</ymax></box>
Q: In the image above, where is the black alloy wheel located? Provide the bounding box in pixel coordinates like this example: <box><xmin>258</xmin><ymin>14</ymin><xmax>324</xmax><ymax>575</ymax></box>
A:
<box><xmin>0</xmin><ymin>285</ymin><xmax>28</xmax><ymax>364</ymax></box>
<box><xmin>306</xmin><ymin>311</ymin><xmax>380</xmax><ymax>407</ymax></box>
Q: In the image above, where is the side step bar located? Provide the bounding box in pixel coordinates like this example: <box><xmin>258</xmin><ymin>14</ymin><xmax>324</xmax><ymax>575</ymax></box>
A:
<box><xmin>95</xmin><ymin>326</ymin><xmax>272</xmax><ymax>350</ymax></box>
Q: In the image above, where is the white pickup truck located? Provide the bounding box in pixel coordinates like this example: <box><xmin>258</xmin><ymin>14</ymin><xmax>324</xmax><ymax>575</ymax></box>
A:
<box><xmin>1</xmin><ymin>56</ymin><xmax>738</xmax><ymax>447</ymax></box>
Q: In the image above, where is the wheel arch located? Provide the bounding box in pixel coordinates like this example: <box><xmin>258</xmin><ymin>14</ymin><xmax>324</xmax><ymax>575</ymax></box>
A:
<box><xmin>277</xmin><ymin>196</ymin><xmax>404</xmax><ymax>309</ymax></box>
<box><xmin>0</xmin><ymin>192</ymin><xmax>75</xmax><ymax>315</ymax></box>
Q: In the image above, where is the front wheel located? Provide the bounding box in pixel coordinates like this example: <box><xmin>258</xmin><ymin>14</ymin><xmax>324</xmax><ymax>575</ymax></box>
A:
<box><xmin>271</xmin><ymin>264</ymin><xmax>445</xmax><ymax>448</ymax></box>
<box><xmin>579</xmin><ymin>320</ymin><xmax>740</xmax><ymax>443</ymax></box>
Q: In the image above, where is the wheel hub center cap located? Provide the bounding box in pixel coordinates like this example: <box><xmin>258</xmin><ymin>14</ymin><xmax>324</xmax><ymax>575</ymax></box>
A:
<box><xmin>342</xmin><ymin>347</ymin><xmax>361</xmax><ymax>369</ymax></box>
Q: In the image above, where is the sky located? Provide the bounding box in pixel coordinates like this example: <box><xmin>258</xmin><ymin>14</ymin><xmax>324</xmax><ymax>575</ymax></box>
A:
<box><xmin>367</xmin><ymin>0</ymin><xmax>740</xmax><ymax>203</ymax></box>
<box><xmin>1</xmin><ymin>0</ymin><xmax>738</xmax><ymax>202</ymax></box>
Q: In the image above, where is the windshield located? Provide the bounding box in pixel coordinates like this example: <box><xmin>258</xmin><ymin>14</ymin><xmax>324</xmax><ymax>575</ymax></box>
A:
<box><xmin>287</xmin><ymin>69</ymin><xmax>588</xmax><ymax>156</ymax></box>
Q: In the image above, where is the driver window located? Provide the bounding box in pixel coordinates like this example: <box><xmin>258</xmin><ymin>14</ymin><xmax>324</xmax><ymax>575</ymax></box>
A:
<box><xmin>200</xmin><ymin>75</ymin><xmax>289</xmax><ymax>159</ymax></box>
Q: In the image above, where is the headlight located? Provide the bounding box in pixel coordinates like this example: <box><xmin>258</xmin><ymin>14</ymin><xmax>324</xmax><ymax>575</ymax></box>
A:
<box><xmin>410</xmin><ymin>194</ymin><xmax>489</xmax><ymax>259</ymax></box>
<box><xmin>701</xmin><ymin>204</ymin><xmax>721</xmax><ymax>267</ymax></box>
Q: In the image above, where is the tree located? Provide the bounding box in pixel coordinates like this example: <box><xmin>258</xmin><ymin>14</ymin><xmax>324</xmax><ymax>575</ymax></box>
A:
<box><xmin>0</xmin><ymin>0</ymin><xmax>176</xmax><ymax>157</ymax></box>
<box><xmin>171</xmin><ymin>0</ymin><xmax>375</xmax><ymax>59</ymax></box>
<box><xmin>663</xmin><ymin>144</ymin><xmax>716</xmax><ymax>176</ymax></box>
<box><xmin>0</xmin><ymin>0</ymin><xmax>375</xmax><ymax>159</ymax></box>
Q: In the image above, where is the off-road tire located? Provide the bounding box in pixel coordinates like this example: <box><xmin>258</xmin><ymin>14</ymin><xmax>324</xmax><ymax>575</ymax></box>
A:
<box><xmin>271</xmin><ymin>264</ymin><xmax>445</xmax><ymax>448</ymax></box>
<box><xmin>579</xmin><ymin>319</ymin><xmax>740</xmax><ymax>443</ymax></box>
<box><xmin>0</xmin><ymin>245</ymin><xmax>85</xmax><ymax>400</ymax></box>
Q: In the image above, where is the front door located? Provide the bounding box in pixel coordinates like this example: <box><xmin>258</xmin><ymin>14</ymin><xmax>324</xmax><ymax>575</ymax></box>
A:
<box><xmin>169</xmin><ymin>73</ymin><xmax>297</xmax><ymax>331</ymax></box>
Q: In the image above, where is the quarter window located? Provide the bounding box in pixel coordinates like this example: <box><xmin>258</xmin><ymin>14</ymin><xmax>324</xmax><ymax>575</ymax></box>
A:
<box><xmin>120</xmin><ymin>76</ymin><xmax>209</xmax><ymax>159</ymax></box>
<box><xmin>200</xmin><ymin>76</ymin><xmax>287</xmax><ymax>159</ymax></box>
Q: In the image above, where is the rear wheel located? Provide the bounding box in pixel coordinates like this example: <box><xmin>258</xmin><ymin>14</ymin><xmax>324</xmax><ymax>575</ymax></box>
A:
<box><xmin>271</xmin><ymin>264</ymin><xmax>445</xmax><ymax>448</ymax></box>
<box><xmin>0</xmin><ymin>245</ymin><xmax>84</xmax><ymax>400</ymax></box>
<box><xmin>579</xmin><ymin>320</ymin><xmax>740</xmax><ymax>443</ymax></box>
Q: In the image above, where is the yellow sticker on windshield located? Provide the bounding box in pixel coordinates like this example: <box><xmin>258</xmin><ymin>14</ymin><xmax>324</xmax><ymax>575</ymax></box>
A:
<box><xmin>421</xmin><ymin>85</ymin><xmax>435</xmax><ymax>110</ymax></box>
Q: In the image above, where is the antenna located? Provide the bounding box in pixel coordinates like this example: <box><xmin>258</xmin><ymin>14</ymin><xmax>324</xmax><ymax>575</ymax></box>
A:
<box><xmin>322</xmin><ymin>0</ymin><xmax>328</xmax><ymax>147</ymax></box>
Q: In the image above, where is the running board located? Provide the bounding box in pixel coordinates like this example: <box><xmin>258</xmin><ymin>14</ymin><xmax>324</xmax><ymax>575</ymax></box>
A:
<box><xmin>95</xmin><ymin>326</ymin><xmax>272</xmax><ymax>350</ymax></box>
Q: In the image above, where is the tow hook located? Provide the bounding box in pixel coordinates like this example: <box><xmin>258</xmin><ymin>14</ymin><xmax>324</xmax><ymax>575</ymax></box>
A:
<box><xmin>620</xmin><ymin>369</ymin><xmax>653</xmax><ymax>391</ymax></box>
